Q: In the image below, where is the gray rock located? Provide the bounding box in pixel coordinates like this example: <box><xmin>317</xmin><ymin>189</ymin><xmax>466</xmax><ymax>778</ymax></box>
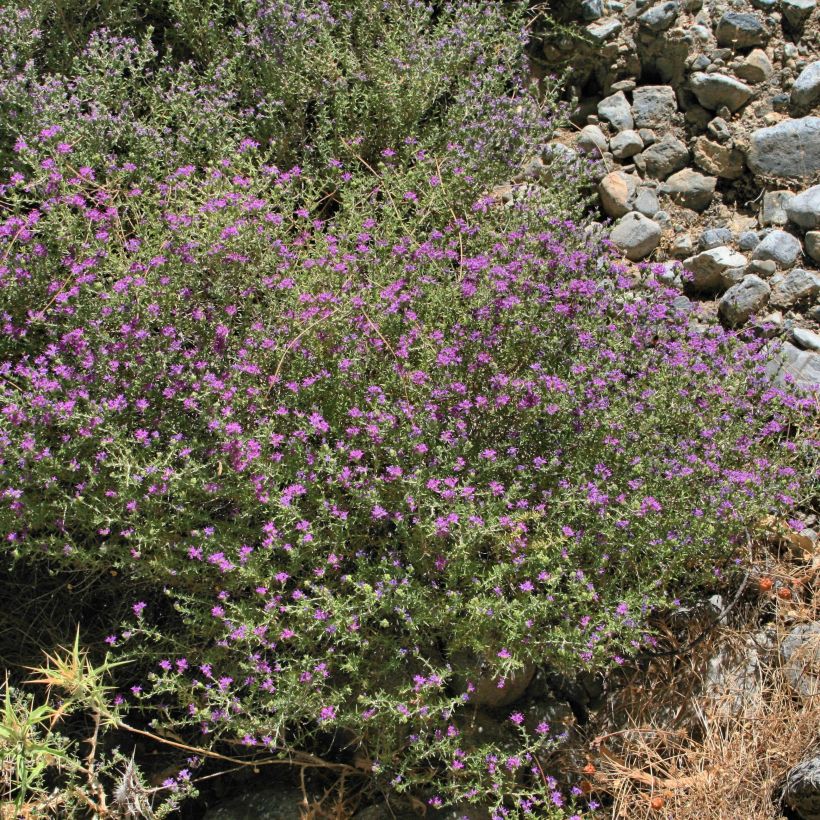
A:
<box><xmin>581</xmin><ymin>0</ymin><xmax>605</xmax><ymax>21</ymax></box>
<box><xmin>739</xmin><ymin>230</ymin><xmax>760</xmax><ymax>251</ymax></box>
<box><xmin>610</xmin><ymin>129</ymin><xmax>644</xmax><ymax>159</ymax></box>
<box><xmin>791</xmin><ymin>61</ymin><xmax>820</xmax><ymax>113</ymax></box>
<box><xmin>747</xmin><ymin>118</ymin><xmax>820</xmax><ymax>181</ymax></box>
<box><xmin>662</xmin><ymin>169</ymin><xmax>717</xmax><ymax>212</ymax></box>
<box><xmin>693</xmin><ymin>136</ymin><xmax>745</xmax><ymax>179</ymax></box>
<box><xmin>806</xmin><ymin>231</ymin><xmax>820</xmax><ymax>262</ymax></box>
<box><xmin>715</xmin><ymin>12</ymin><xmax>769</xmax><ymax>49</ymax></box>
<box><xmin>684</xmin><ymin>246</ymin><xmax>748</xmax><ymax>290</ymax></box>
<box><xmin>760</xmin><ymin>191</ymin><xmax>795</xmax><ymax>227</ymax></box>
<box><xmin>577</xmin><ymin>124</ymin><xmax>608</xmax><ymax>156</ymax></box>
<box><xmin>610</xmin><ymin>212</ymin><xmax>662</xmax><ymax>260</ymax></box>
<box><xmin>704</xmin><ymin>639</ymin><xmax>763</xmax><ymax>716</ymax></box>
<box><xmin>641</xmin><ymin>134</ymin><xmax>690</xmax><ymax>179</ymax></box>
<box><xmin>771</xmin><ymin>268</ymin><xmax>820</xmax><ymax>306</ymax></box>
<box><xmin>766</xmin><ymin>341</ymin><xmax>820</xmax><ymax>390</ymax></box>
<box><xmin>699</xmin><ymin>227</ymin><xmax>734</xmax><ymax>250</ymax></box>
<box><xmin>783</xmin><ymin>755</ymin><xmax>820</xmax><ymax>820</ymax></box>
<box><xmin>598</xmin><ymin>170</ymin><xmax>638</xmax><ymax>218</ymax></box>
<box><xmin>204</xmin><ymin>787</ymin><xmax>305</xmax><ymax>820</ymax></box>
<box><xmin>598</xmin><ymin>91</ymin><xmax>634</xmax><ymax>132</ymax></box>
<box><xmin>747</xmin><ymin>258</ymin><xmax>777</xmax><ymax>277</ymax></box>
<box><xmin>671</xmin><ymin>233</ymin><xmax>694</xmax><ymax>257</ymax></box>
<box><xmin>752</xmin><ymin>230</ymin><xmax>802</xmax><ymax>268</ymax></box>
<box><xmin>719</xmin><ymin>275</ymin><xmax>771</xmax><ymax>324</ymax></box>
<box><xmin>751</xmin><ymin>0</ymin><xmax>777</xmax><ymax>7</ymax></box>
<box><xmin>781</xmin><ymin>622</ymin><xmax>820</xmax><ymax>699</ymax></box>
<box><xmin>586</xmin><ymin>17</ymin><xmax>622</xmax><ymax>43</ymax></box>
<box><xmin>794</xmin><ymin>327</ymin><xmax>820</xmax><ymax>351</ymax></box>
<box><xmin>689</xmin><ymin>72</ymin><xmax>754</xmax><ymax>112</ymax></box>
<box><xmin>638</xmin><ymin>0</ymin><xmax>679</xmax><ymax>31</ymax></box>
<box><xmin>721</xmin><ymin>267</ymin><xmax>747</xmax><ymax>287</ymax></box>
<box><xmin>735</xmin><ymin>49</ymin><xmax>774</xmax><ymax>83</ymax></box>
<box><xmin>786</xmin><ymin>185</ymin><xmax>820</xmax><ymax>230</ymax></box>
<box><xmin>781</xmin><ymin>0</ymin><xmax>817</xmax><ymax>29</ymax></box>
<box><xmin>707</xmin><ymin>116</ymin><xmax>732</xmax><ymax>143</ymax></box>
<box><xmin>634</xmin><ymin>186</ymin><xmax>660</xmax><ymax>217</ymax></box>
<box><xmin>632</xmin><ymin>85</ymin><xmax>678</xmax><ymax>128</ymax></box>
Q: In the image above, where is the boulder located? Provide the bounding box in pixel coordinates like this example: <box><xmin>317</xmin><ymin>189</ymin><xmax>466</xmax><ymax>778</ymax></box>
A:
<box><xmin>662</xmin><ymin>169</ymin><xmax>716</xmax><ymax>212</ymax></box>
<box><xmin>752</xmin><ymin>230</ymin><xmax>802</xmax><ymax>269</ymax></box>
<box><xmin>791</xmin><ymin>61</ymin><xmax>820</xmax><ymax>113</ymax></box>
<box><xmin>746</xmin><ymin>118</ymin><xmax>820</xmax><ymax>181</ymax></box>
<box><xmin>794</xmin><ymin>327</ymin><xmax>820</xmax><ymax>351</ymax></box>
<box><xmin>781</xmin><ymin>0</ymin><xmax>817</xmax><ymax>29</ymax></box>
<box><xmin>689</xmin><ymin>72</ymin><xmax>754</xmax><ymax>112</ymax></box>
<box><xmin>786</xmin><ymin>185</ymin><xmax>820</xmax><ymax>230</ymax></box>
<box><xmin>632</xmin><ymin>85</ymin><xmax>678</xmax><ymax>128</ymax></box>
<box><xmin>684</xmin><ymin>246</ymin><xmax>747</xmax><ymax>290</ymax></box>
<box><xmin>586</xmin><ymin>17</ymin><xmax>622</xmax><ymax>44</ymax></box>
<box><xmin>693</xmin><ymin>137</ymin><xmax>745</xmax><ymax>179</ymax></box>
<box><xmin>771</xmin><ymin>268</ymin><xmax>820</xmax><ymax>307</ymax></box>
<box><xmin>715</xmin><ymin>12</ymin><xmax>769</xmax><ymax>48</ymax></box>
<box><xmin>640</xmin><ymin>134</ymin><xmax>690</xmax><ymax>179</ymax></box>
<box><xmin>597</xmin><ymin>91</ymin><xmax>634</xmax><ymax>132</ymax></box>
<box><xmin>719</xmin><ymin>275</ymin><xmax>770</xmax><ymax>325</ymax></box>
<box><xmin>633</xmin><ymin>186</ymin><xmax>660</xmax><ymax>217</ymax></box>
<box><xmin>765</xmin><ymin>342</ymin><xmax>820</xmax><ymax>391</ymax></box>
<box><xmin>598</xmin><ymin>171</ymin><xmax>638</xmax><ymax>218</ymax></box>
<box><xmin>760</xmin><ymin>191</ymin><xmax>794</xmax><ymax>227</ymax></box>
<box><xmin>610</xmin><ymin>129</ymin><xmax>644</xmax><ymax>159</ymax></box>
<box><xmin>782</xmin><ymin>755</ymin><xmax>820</xmax><ymax>820</ymax></box>
<box><xmin>610</xmin><ymin>212</ymin><xmax>662</xmax><ymax>260</ymax></box>
<box><xmin>638</xmin><ymin>1</ymin><xmax>679</xmax><ymax>31</ymax></box>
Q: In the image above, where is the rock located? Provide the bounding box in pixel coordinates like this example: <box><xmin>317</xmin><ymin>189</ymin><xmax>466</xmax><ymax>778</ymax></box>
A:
<box><xmin>641</xmin><ymin>134</ymin><xmax>689</xmax><ymax>179</ymax></box>
<box><xmin>752</xmin><ymin>230</ymin><xmax>802</xmax><ymax>268</ymax></box>
<box><xmin>781</xmin><ymin>0</ymin><xmax>817</xmax><ymax>29</ymax></box>
<box><xmin>791</xmin><ymin>61</ymin><xmax>820</xmax><ymax>113</ymax></box>
<box><xmin>693</xmin><ymin>137</ymin><xmax>745</xmax><ymax>179</ymax></box>
<box><xmin>747</xmin><ymin>118</ymin><xmax>820</xmax><ymax>181</ymax></box>
<box><xmin>634</xmin><ymin>186</ymin><xmax>660</xmax><ymax>217</ymax></box>
<box><xmin>735</xmin><ymin>49</ymin><xmax>774</xmax><ymax>83</ymax></box>
<box><xmin>806</xmin><ymin>231</ymin><xmax>820</xmax><ymax>262</ymax></box>
<box><xmin>766</xmin><ymin>341</ymin><xmax>820</xmax><ymax>390</ymax></box>
<box><xmin>204</xmin><ymin>786</ymin><xmax>306</xmax><ymax>820</ymax></box>
<box><xmin>610</xmin><ymin>129</ymin><xmax>644</xmax><ymax>159</ymax></box>
<box><xmin>598</xmin><ymin>91</ymin><xmax>634</xmax><ymax>132</ymax></box>
<box><xmin>610</xmin><ymin>212</ymin><xmax>662</xmax><ymax>260</ymax></box>
<box><xmin>586</xmin><ymin>17</ymin><xmax>622</xmax><ymax>43</ymax></box>
<box><xmin>707</xmin><ymin>116</ymin><xmax>732</xmax><ymax>143</ymax></box>
<box><xmin>598</xmin><ymin>171</ymin><xmax>638</xmax><ymax>218</ymax></box>
<box><xmin>781</xmin><ymin>622</ymin><xmax>820</xmax><ymax>699</ymax></box>
<box><xmin>782</xmin><ymin>755</ymin><xmax>820</xmax><ymax>820</ymax></box>
<box><xmin>577</xmin><ymin>124</ymin><xmax>608</xmax><ymax>156</ymax></box>
<box><xmin>632</xmin><ymin>85</ymin><xmax>678</xmax><ymax>128</ymax></box>
<box><xmin>721</xmin><ymin>267</ymin><xmax>747</xmax><ymax>287</ymax></box>
<box><xmin>580</xmin><ymin>0</ymin><xmax>605</xmax><ymax>21</ymax></box>
<box><xmin>638</xmin><ymin>0</ymin><xmax>679</xmax><ymax>31</ymax></box>
<box><xmin>699</xmin><ymin>227</ymin><xmax>733</xmax><ymax>250</ymax></box>
<box><xmin>715</xmin><ymin>12</ymin><xmax>769</xmax><ymax>49</ymax></box>
<box><xmin>684</xmin><ymin>246</ymin><xmax>748</xmax><ymax>290</ymax></box>
<box><xmin>704</xmin><ymin>639</ymin><xmax>764</xmax><ymax>716</ymax></box>
<box><xmin>689</xmin><ymin>72</ymin><xmax>754</xmax><ymax>112</ymax></box>
<box><xmin>719</xmin><ymin>275</ymin><xmax>770</xmax><ymax>324</ymax></box>
<box><xmin>786</xmin><ymin>185</ymin><xmax>820</xmax><ymax>230</ymax></box>
<box><xmin>760</xmin><ymin>191</ymin><xmax>795</xmax><ymax>227</ymax></box>
<box><xmin>671</xmin><ymin>233</ymin><xmax>694</xmax><ymax>257</ymax></box>
<box><xmin>747</xmin><ymin>258</ymin><xmax>777</xmax><ymax>277</ymax></box>
<box><xmin>739</xmin><ymin>231</ymin><xmax>759</xmax><ymax>251</ymax></box>
<box><xmin>662</xmin><ymin>169</ymin><xmax>717</xmax><ymax>212</ymax></box>
<box><xmin>794</xmin><ymin>327</ymin><xmax>820</xmax><ymax>351</ymax></box>
<box><xmin>771</xmin><ymin>268</ymin><xmax>820</xmax><ymax>306</ymax></box>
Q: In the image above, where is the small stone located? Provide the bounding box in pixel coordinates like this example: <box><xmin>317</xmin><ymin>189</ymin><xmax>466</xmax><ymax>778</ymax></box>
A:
<box><xmin>715</xmin><ymin>12</ymin><xmax>769</xmax><ymax>49</ymax></box>
<box><xmin>671</xmin><ymin>234</ymin><xmax>694</xmax><ymax>257</ymax></box>
<box><xmin>662</xmin><ymin>169</ymin><xmax>717</xmax><ymax>212</ymax></box>
<box><xmin>793</xmin><ymin>327</ymin><xmax>820</xmax><ymax>351</ymax></box>
<box><xmin>610</xmin><ymin>212</ymin><xmax>662</xmax><ymax>260</ymax></box>
<box><xmin>597</xmin><ymin>91</ymin><xmax>634</xmax><ymax>132</ymax></box>
<box><xmin>632</xmin><ymin>86</ymin><xmax>678</xmax><ymax>128</ymax></box>
<box><xmin>720</xmin><ymin>267</ymin><xmax>747</xmax><ymax>287</ymax></box>
<box><xmin>735</xmin><ymin>49</ymin><xmax>774</xmax><ymax>83</ymax></box>
<box><xmin>586</xmin><ymin>17</ymin><xmax>623</xmax><ymax>43</ymax></box>
<box><xmin>747</xmin><ymin>118</ymin><xmax>820</xmax><ymax>181</ymax></box>
<box><xmin>752</xmin><ymin>230</ymin><xmax>802</xmax><ymax>268</ymax></box>
<box><xmin>638</xmin><ymin>0</ymin><xmax>679</xmax><ymax>31</ymax></box>
<box><xmin>786</xmin><ymin>184</ymin><xmax>820</xmax><ymax>230</ymax></box>
<box><xmin>747</xmin><ymin>258</ymin><xmax>777</xmax><ymax>277</ymax></box>
<box><xmin>634</xmin><ymin>186</ymin><xmax>660</xmax><ymax>217</ymax></box>
<box><xmin>691</xmin><ymin>53</ymin><xmax>711</xmax><ymax>71</ymax></box>
<box><xmin>598</xmin><ymin>171</ymin><xmax>638</xmax><ymax>218</ymax></box>
<box><xmin>760</xmin><ymin>191</ymin><xmax>795</xmax><ymax>227</ymax></box>
<box><xmin>693</xmin><ymin>136</ymin><xmax>745</xmax><ymax>179</ymax></box>
<box><xmin>642</xmin><ymin>133</ymin><xmax>690</xmax><ymax>179</ymax></box>
<box><xmin>719</xmin><ymin>275</ymin><xmax>771</xmax><ymax>324</ymax></box>
<box><xmin>739</xmin><ymin>231</ymin><xmax>760</xmax><ymax>251</ymax></box>
<box><xmin>577</xmin><ymin>124</ymin><xmax>608</xmax><ymax>156</ymax></box>
<box><xmin>610</xmin><ymin>129</ymin><xmax>644</xmax><ymax>158</ymax></box>
<box><xmin>771</xmin><ymin>268</ymin><xmax>820</xmax><ymax>306</ymax></box>
<box><xmin>806</xmin><ymin>231</ymin><xmax>820</xmax><ymax>262</ymax></box>
<box><xmin>782</xmin><ymin>755</ymin><xmax>820</xmax><ymax>820</ymax></box>
<box><xmin>684</xmin><ymin>246</ymin><xmax>748</xmax><ymax>290</ymax></box>
<box><xmin>638</xmin><ymin>128</ymin><xmax>657</xmax><ymax>145</ymax></box>
<box><xmin>581</xmin><ymin>0</ymin><xmax>605</xmax><ymax>21</ymax></box>
<box><xmin>792</xmin><ymin>62</ymin><xmax>820</xmax><ymax>113</ymax></box>
<box><xmin>699</xmin><ymin>227</ymin><xmax>734</xmax><ymax>250</ymax></box>
<box><xmin>689</xmin><ymin>72</ymin><xmax>755</xmax><ymax>112</ymax></box>
<box><xmin>707</xmin><ymin>117</ymin><xmax>732</xmax><ymax>143</ymax></box>
<box><xmin>781</xmin><ymin>0</ymin><xmax>817</xmax><ymax>29</ymax></box>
